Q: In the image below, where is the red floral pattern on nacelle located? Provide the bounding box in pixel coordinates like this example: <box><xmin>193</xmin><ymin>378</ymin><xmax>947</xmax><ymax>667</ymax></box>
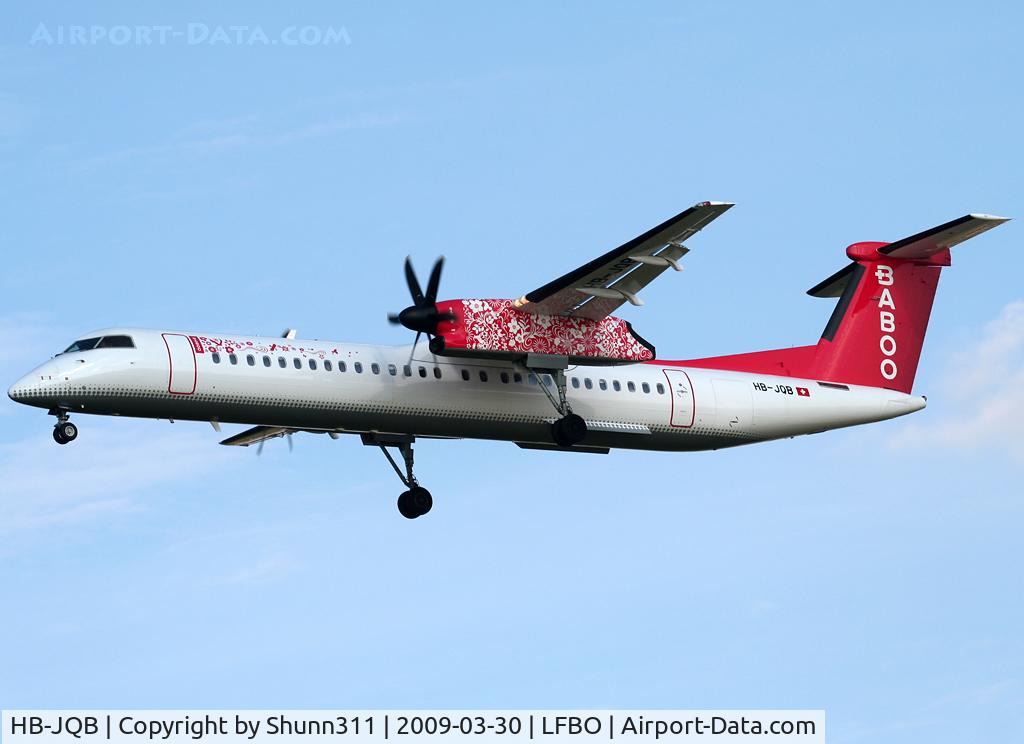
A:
<box><xmin>435</xmin><ymin>299</ymin><xmax>654</xmax><ymax>363</ymax></box>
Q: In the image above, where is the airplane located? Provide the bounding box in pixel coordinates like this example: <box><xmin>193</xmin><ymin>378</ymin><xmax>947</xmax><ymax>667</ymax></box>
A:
<box><xmin>7</xmin><ymin>202</ymin><xmax>1009</xmax><ymax>518</ymax></box>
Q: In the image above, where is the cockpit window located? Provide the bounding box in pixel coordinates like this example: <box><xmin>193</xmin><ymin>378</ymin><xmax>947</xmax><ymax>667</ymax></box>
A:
<box><xmin>62</xmin><ymin>335</ymin><xmax>135</xmax><ymax>353</ymax></box>
<box><xmin>62</xmin><ymin>337</ymin><xmax>101</xmax><ymax>353</ymax></box>
<box><xmin>96</xmin><ymin>335</ymin><xmax>135</xmax><ymax>349</ymax></box>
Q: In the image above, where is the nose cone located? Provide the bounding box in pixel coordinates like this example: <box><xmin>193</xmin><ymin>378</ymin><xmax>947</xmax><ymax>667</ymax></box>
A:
<box><xmin>8</xmin><ymin>359</ymin><xmax>65</xmax><ymax>408</ymax></box>
<box><xmin>8</xmin><ymin>373</ymin><xmax>33</xmax><ymax>404</ymax></box>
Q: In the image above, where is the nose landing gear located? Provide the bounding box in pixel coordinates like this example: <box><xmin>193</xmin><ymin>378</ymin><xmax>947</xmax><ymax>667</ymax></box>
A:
<box><xmin>361</xmin><ymin>433</ymin><xmax>433</xmax><ymax>519</ymax></box>
<box><xmin>50</xmin><ymin>409</ymin><xmax>78</xmax><ymax>445</ymax></box>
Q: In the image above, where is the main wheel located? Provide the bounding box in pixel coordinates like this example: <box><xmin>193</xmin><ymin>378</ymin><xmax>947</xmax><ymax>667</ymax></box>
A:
<box><xmin>53</xmin><ymin>427</ymin><xmax>68</xmax><ymax>444</ymax></box>
<box><xmin>397</xmin><ymin>490</ymin><xmax>419</xmax><ymax>519</ymax></box>
<box><xmin>59</xmin><ymin>422</ymin><xmax>78</xmax><ymax>443</ymax></box>
<box><xmin>552</xmin><ymin>413</ymin><xmax>587</xmax><ymax>447</ymax></box>
<box><xmin>409</xmin><ymin>486</ymin><xmax>433</xmax><ymax>516</ymax></box>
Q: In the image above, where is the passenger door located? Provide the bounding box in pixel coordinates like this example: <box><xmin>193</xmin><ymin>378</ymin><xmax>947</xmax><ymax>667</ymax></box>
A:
<box><xmin>663</xmin><ymin>369</ymin><xmax>695</xmax><ymax>427</ymax></box>
<box><xmin>162</xmin><ymin>333</ymin><xmax>197</xmax><ymax>395</ymax></box>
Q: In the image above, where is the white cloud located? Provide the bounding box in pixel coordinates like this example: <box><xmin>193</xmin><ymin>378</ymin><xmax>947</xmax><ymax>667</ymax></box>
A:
<box><xmin>0</xmin><ymin>421</ymin><xmax>235</xmax><ymax>535</ymax></box>
<box><xmin>890</xmin><ymin>300</ymin><xmax>1024</xmax><ymax>461</ymax></box>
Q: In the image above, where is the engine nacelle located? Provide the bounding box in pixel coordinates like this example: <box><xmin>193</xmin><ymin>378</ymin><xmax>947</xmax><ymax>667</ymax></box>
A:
<box><xmin>429</xmin><ymin>299</ymin><xmax>655</xmax><ymax>365</ymax></box>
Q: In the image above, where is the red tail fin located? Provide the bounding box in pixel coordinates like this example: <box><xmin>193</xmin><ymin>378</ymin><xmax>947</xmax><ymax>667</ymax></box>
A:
<box><xmin>674</xmin><ymin>214</ymin><xmax>1008</xmax><ymax>392</ymax></box>
<box><xmin>809</xmin><ymin>242</ymin><xmax>945</xmax><ymax>393</ymax></box>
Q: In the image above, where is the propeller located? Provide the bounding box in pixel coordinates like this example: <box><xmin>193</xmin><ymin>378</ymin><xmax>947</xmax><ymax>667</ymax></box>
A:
<box><xmin>257</xmin><ymin>431</ymin><xmax>294</xmax><ymax>456</ymax></box>
<box><xmin>388</xmin><ymin>256</ymin><xmax>455</xmax><ymax>359</ymax></box>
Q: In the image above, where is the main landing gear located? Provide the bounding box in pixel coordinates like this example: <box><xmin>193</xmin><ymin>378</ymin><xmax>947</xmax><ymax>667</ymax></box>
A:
<box><xmin>50</xmin><ymin>409</ymin><xmax>78</xmax><ymax>445</ymax></box>
<box><xmin>526</xmin><ymin>355</ymin><xmax>588</xmax><ymax>448</ymax></box>
<box><xmin>362</xmin><ymin>433</ymin><xmax>433</xmax><ymax>519</ymax></box>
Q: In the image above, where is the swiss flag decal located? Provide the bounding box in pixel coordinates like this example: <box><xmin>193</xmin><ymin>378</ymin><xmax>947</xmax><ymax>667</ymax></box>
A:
<box><xmin>796</xmin><ymin>387</ymin><xmax>810</xmax><ymax>397</ymax></box>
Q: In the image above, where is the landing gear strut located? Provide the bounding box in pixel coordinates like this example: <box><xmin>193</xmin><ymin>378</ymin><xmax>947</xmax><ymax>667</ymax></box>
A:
<box><xmin>525</xmin><ymin>354</ymin><xmax>588</xmax><ymax>448</ymax></box>
<box><xmin>50</xmin><ymin>409</ymin><xmax>78</xmax><ymax>445</ymax></box>
<box><xmin>361</xmin><ymin>433</ymin><xmax>433</xmax><ymax>519</ymax></box>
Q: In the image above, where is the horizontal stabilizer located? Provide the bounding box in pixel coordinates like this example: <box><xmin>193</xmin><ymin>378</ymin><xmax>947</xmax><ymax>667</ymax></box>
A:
<box><xmin>808</xmin><ymin>212</ymin><xmax>1010</xmax><ymax>297</ymax></box>
<box><xmin>880</xmin><ymin>213</ymin><xmax>1009</xmax><ymax>259</ymax></box>
<box><xmin>807</xmin><ymin>263</ymin><xmax>856</xmax><ymax>298</ymax></box>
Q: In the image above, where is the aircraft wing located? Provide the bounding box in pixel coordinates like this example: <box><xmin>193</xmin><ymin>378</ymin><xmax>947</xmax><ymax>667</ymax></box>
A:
<box><xmin>515</xmin><ymin>201</ymin><xmax>733</xmax><ymax>320</ymax></box>
<box><xmin>219</xmin><ymin>425</ymin><xmax>294</xmax><ymax>446</ymax></box>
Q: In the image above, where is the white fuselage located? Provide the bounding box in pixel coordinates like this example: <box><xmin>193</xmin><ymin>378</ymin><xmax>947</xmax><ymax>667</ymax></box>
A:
<box><xmin>8</xmin><ymin>327</ymin><xmax>926</xmax><ymax>451</ymax></box>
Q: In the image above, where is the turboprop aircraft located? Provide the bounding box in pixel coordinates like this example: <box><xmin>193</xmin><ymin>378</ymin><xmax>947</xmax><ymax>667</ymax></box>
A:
<box><xmin>7</xmin><ymin>202</ymin><xmax>1009</xmax><ymax>518</ymax></box>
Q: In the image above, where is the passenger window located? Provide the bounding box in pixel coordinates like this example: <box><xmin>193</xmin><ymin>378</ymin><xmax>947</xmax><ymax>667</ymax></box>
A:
<box><xmin>500</xmin><ymin>372</ymin><xmax>509</xmax><ymax>384</ymax></box>
<box><xmin>96</xmin><ymin>335</ymin><xmax>135</xmax><ymax>349</ymax></box>
<box><xmin>229</xmin><ymin>353</ymin><xmax>238</xmax><ymax>365</ymax></box>
<box><xmin>612</xmin><ymin>380</ymin><xmax>621</xmax><ymax>392</ymax></box>
<box><xmin>211</xmin><ymin>352</ymin><xmax>221</xmax><ymax>364</ymax></box>
<box><xmin>513</xmin><ymin>373</ymin><xmax>523</xmax><ymax>384</ymax></box>
<box><xmin>308</xmin><ymin>359</ymin><xmax>317</xmax><ymax>370</ymax></box>
<box><xmin>584</xmin><ymin>378</ymin><xmax>593</xmax><ymax>390</ymax></box>
<box><xmin>460</xmin><ymin>369</ymin><xmax>470</xmax><ymax>381</ymax></box>
<box><xmin>642</xmin><ymin>382</ymin><xmax>651</xmax><ymax>394</ymax></box>
<box><xmin>247</xmin><ymin>354</ymin><xmax>255</xmax><ymax>366</ymax></box>
<box><xmin>599</xmin><ymin>379</ymin><xmax>607</xmax><ymax>391</ymax></box>
<box><xmin>571</xmin><ymin>377</ymin><xmax>580</xmax><ymax>388</ymax></box>
<box><xmin>627</xmin><ymin>381</ymin><xmax>636</xmax><ymax>392</ymax></box>
<box><xmin>528</xmin><ymin>374</ymin><xmax>538</xmax><ymax>385</ymax></box>
<box><xmin>293</xmin><ymin>358</ymin><xmax>301</xmax><ymax>369</ymax></box>
<box><xmin>656</xmin><ymin>383</ymin><xmax>665</xmax><ymax>395</ymax></box>
<box><xmin>338</xmin><ymin>361</ymin><xmax>347</xmax><ymax>372</ymax></box>
<box><xmin>433</xmin><ymin>367</ymin><xmax>442</xmax><ymax>379</ymax></box>
<box><xmin>403</xmin><ymin>365</ymin><xmax>412</xmax><ymax>377</ymax></box>
<box><xmin>388</xmin><ymin>364</ymin><xmax>397</xmax><ymax>376</ymax></box>
<box><xmin>278</xmin><ymin>356</ymin><xmax>286</xmax><ymax>368</ymax></box>
<box><xmin>263</xmin><ymin>356</ymin><xmax>271</xmax><ymax>367</ymax></box>
<box><xmin>479</xmin><ymin>371</ymin><xmax>488</xmax><ymax>382</ymax></box>
<box><xmin>371</xmin><ymin>363</ymin><xmax>380</xmax><ymax>375</ymax></box>
<box><xmin>354</xmin><ymin>362</ymin><xmax>363</xmax><ymax>373</ymax></box>
<box><xmin>418</xmin><ymin>366</ymin><xmax>427</xmax><ymax>378</ymax></box>
<box><xmin>324</xmin><ymin>360</ymin><xmax>333</xmax><ymax>371</ymax></box>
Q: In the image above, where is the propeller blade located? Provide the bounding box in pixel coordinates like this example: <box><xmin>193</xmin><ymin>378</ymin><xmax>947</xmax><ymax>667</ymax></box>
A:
<box><xmin>287</xmin><ymin>432</ymin><xmax>294</xmax><ymax>453</ymax></box>
<box><xmin>257</xmin><ymin>440</ymin><xmax>264</xmax><ymax>456</ymax></box>
<box><xmin>404</xmin><ymin>257</ymin><xmax>425</xmax><ymax>307</ymax></box>
<box><xmin>425</xmin><ymin>256</ymin><xmax>445</xmax><ymax>304</ymax></box>
<box><xmin>408</xmin><ymin>331</ymin><xmax>422</xmax><ymax>366</ymax></box>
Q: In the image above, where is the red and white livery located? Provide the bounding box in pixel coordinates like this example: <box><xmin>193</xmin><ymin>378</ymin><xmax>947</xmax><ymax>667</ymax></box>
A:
<box><xmin>8</xmin><ymin>202</ymin><xmax>1009</xmax><ymax>518</ymax></box>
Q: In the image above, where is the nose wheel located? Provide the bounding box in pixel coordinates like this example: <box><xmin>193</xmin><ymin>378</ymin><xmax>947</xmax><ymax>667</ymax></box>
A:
<box><xmin>51</xmin><ymin>410</ymin><xmax>78</xmax><ymax>445</ymax></box>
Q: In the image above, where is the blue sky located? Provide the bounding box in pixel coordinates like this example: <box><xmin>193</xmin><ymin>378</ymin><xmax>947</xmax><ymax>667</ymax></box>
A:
<box><xmin>1</xmin><ymin>2</ymin><xmax>1022</xmax><ymax>742</ymax></box>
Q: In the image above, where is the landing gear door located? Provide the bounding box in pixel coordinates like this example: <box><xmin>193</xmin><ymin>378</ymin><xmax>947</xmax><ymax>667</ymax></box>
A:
<box><xmin>162</xmin><ymin>333</ymin><xmax>198</xmax><ymax>395</ymax></box>
<box><xmin>663</xmin><ymin>369</ymin><xmax>695</xmax><ymax>428</ymax></box>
